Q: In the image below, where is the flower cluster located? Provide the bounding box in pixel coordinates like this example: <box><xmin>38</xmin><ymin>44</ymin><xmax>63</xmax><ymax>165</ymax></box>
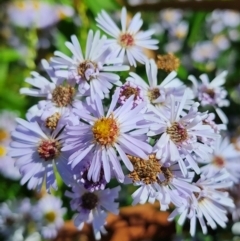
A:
<box><xmin>0</xmin><ymin>195</ymin><xmax>65</xmax><ymax>240</ymax></box>
<box><xmin>6</xmin><ymin>6</ymin><xmax>240</xmax><ymax>240</ymax></box>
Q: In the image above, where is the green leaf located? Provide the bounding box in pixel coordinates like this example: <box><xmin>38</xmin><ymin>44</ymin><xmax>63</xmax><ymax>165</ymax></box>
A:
<box><xmin>0</xmin><ymin>63</ymin><xmax>8</xmax><ymax>91</ymax></box>
<box><xmin>0</xmin><ymin>48</ymin><xmax>20</xmax><ymax>63</ymax></box>
<box><xmin>85</xmin><ymin>0</ymin><xmax>119</xmax><ymax>16</ymax></box>
<box><xmin>54</xmin><ymin>30</ymin><xmax>71</xmax><ymax>55</ymax></box>
<box><xmin>187</xmin><ymin>12</ymin><xmax>208</xmax><ymax>46</ymax></box>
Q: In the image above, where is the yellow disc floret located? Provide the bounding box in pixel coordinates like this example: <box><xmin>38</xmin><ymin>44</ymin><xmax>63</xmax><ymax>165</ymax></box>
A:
<box><xmin>44</xmin><ymin>211</ymin><xmax>56</xmax><ymax>223</ymax></box>
<box><xmin>0</xmin><ymin>145</ymin><xmax>7</xmax><ymax>157</ymax></box>
<box><xmin>0</xmin><ymin>129</ymin><xmax>9</xmax><ymax>142</ymax></box>
<box><xmin>92</xmin><ymin>115</ymin><xmax>119</xmax><ymax>146</ymax></box>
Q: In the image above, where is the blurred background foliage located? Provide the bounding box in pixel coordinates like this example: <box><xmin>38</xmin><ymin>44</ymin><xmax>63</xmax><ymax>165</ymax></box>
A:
<box><xmin>1</xmin><ymin>0</ymin><xmax>240</xmax><ymax>240</ymax></box>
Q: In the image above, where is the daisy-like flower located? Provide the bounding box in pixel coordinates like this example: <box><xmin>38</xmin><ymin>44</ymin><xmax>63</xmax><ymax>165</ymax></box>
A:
<box><xmin>63</xmin><ymin>88</ymin><xmax>152</xmax><ymax>183</ymax></box>
<box><xmin>9</xmin><ymin>117</ymin><xmax>73</xmax><ymax>192</ymax></box>
<box><xmin>148</xmin><ymin>91</ymin><xmax>219</xmax><ymax>176</ymax></box>
<box><xmin>0</xmin><ymin>144</ymin><xmax>21</xmax><ymax>180</ymax></box>
<box><xmin>199</xmin><ymin>137</ymin><xmax>240</xmax><ymax>183</ymax></box>
<box><xmin>0</xmin><ymin>111</ymin><xmax>21</xmax><ymax>180</ymax></box>
<box><xmin>126</xmin><ymin>154</ymin><xmax>200</xmax><ymax>211</ymax></box>
<box><xmin>189</xmin><ymin>71</ymin><xmax>229</xmax><ymax>123</ymax></box>
<box><xmin>126</xmin><ymin>59</ymin><xmax>189</xmax><ymax>113</ymax></box>
<box><xmin>20</xmin><ymin>59</ymin><xmax>81</xmax><ymax>121</ymax></box>
<box><xmin>0</xmin><ymin>198</ymin><xmax>33</xmax><ymax>239</ymax></box>
<box><xmin>51</xmin><ymin>30</ymin><xmax>129</xmax><ymax>100</ymax></box>
<box><xmin>7</xmin><ymin>0</ymin><xmax>74</xmax><ymax>29</ymax></box>
<box><xmin>0</xmin><ymin>110</ymin><xmax>18</xmax><ymax>145</ymax></box>
<box><xmin>96</xmin><ymin>7</ymin><xmax>159</xmax><ymax>67</ymax></box>
<box><xmin>33</xmin><ymin>194</ymin><xmax>66</xmax><ymax>239</ymax></box>
<box><xmin>168</xmin><ymin>171</ymin><xmax>234</xmax><ymax>236</ymax></box>
<box><xmin>65</xmin><ymin>184</ymin><xmax>121</xmax><ymax>240</ymax></box>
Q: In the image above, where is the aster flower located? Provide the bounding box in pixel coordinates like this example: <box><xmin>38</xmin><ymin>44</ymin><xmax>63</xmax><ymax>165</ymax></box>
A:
<box><xmin>51</xmin><ymin>30</ymin><xmax>129</xmax><ymax>100</ymax></box>
<box><xmin>0</xmin><ymin>198</ymin><xmax>33</xmax><ymax>240</ymax></box>
<box><xmin>0</xmin><ymin>111</ymin><xmax>21</xmax><ymax>180</ymax></box>
<box><xmin>33</xmin><ymin>194</ymin><xmax>66</xmax><ymax>239</ymax></box>
<box><xmin>126</xmin><ymin>59</ymin><xmax>188</xmax><ymax>113</ymax></box>
<box><xmin>7</xmin><ymin>0</ymin><xmax>74</xmax><ymax>29</ymax></box>
<box><xmin>191</xmin><ymin>41</ymin><xmax>219</xmax><ymax>63</ymax></box>
<box><xmin>96</xmin><ymin>7</ymin><xmax>159</xmax><ymax>67</ymax></box>
<box><xmin>65</xmin><ymin>184</ymin><xmax>120</xmax><ymax>240</ymax></box>
<box><xmin>199</xmin><ymin>137</ymin><xmax>240</xmax><ymax>183</ymax></box>
<box><xmin>0</xmin><ymin>110</ymin><xmax>18</xmax><ymax>145</ymax></box>
<box><xmin>168</xmin><ymin>171</ymin><xmax>234</xmax><ymax>236</ymax></box>
<box><xmin>126</xmin><ymin>154</ymin><xmax>200</xmax><ymax>211</ymax></box>
<box><xmin>0</xmin><ymin>144</ymin><xmax>21</xmax><ymax>180</ymax></box>
<box><xmin>189</xmin><ymin>71</ymin><xmax>229</xmax><ymax>123</ymax></box>
<box><xmin>63</xmin><ymin>88</ymin><xmax>152</xmax><ymax>183</ymax></box>
<box><xmin>9</xmin><ymin>117</ymin><xmax>73</xmax><ymax>192</ymax></box>
<box><xmin>147</xmin><ymin>91</ymin><xmax>219</xmax><ymax>176</ymax></box>
<box><xmin>20</xmin><ymin>59</ymin><xmax>81</xmax><ymax>121</ymax></box>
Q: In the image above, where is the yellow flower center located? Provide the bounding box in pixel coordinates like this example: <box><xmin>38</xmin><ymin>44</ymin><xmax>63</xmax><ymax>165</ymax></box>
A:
<box><xmin>166</xmin><ymin>122</ymin><xmax>188</xmax><ymax>143</ymax></box>
<box><xmin>44</xmin><ymin>211</ymin><xmax>56</xmax><ymax>223</ymax></box>
<box><xmin>118</xmin><ymin>33</ymin><xmax>135</xmax><ymax>48</ymax></box>
<box><xmin>0</xmin><ymin>129</ymin><xmax>9</xmax><ymax>142</ymax></box>
<box><xmin>0</xmin><ymin>145</ymin><xmax>7</xmax><ymax>157</ymax></box>
<box><xmin>92</xmin><ymin>115</ymin><xmax>119</xmax><ymax>146</ymax></box>
<box><xmin>15</xmin><ymin>1</ymin><xmax>25</xmax><ymax>10</ymax></box>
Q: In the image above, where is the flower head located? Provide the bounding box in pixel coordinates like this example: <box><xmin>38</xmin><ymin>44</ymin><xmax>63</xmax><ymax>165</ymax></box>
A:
<box><xmin>63</xmin><ymin>89</ymin><xmax>152</xmax><ymax>183</ymax></box>
<box><xmin>168</xmin><ymin>171</ymin><xmax>234</xmax><ymax>236</ymax></box>
<box><xmin>9</xmin><ymin>118</ymin><xmax>73</xmax><ymax>192</ymax></box>
<box><xmin>199</xmin><ymin>137</ymin><xmax>240</xmax><ymax>183</ymax></box>
<box><xmin>148</xmin><ymin>91</ymin><xmax>219</xmax><ymax>176</ymax></box>
<box><xmin>65</xmin><ymin>184</ymin><xmax>121</xmax><ymax>240</ymax></box>
<box><xmin>189</xmin><ymin>71</ymin><xmax>229</xmax><ymax>123</ymax></box>
<box><xmin>51</xmin><ymin>30</ymin><xmax>129</xmax><ymax>100</ymax></box>
<box><xmin>33</xmin><ymin>194</ymin><xmax>66</xmax><ymax>239</ymax></box>
<box><xmin>96</xmin><ymin>7</ymin><xmax>159</xmax><ymax>67</ymax></box>
<box><xmin>126</xmin><ymin>59</ymin><xmax>187</xmax><ymax>113</ymax></box>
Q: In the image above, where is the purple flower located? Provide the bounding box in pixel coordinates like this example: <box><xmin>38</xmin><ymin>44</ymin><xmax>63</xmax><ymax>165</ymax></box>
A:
<box><xmin>126</xmin><ymin>154</ymin><xmax>199</xmax><ymax>210</ymax></box>
<box><xmin>50</xmin><ymin>30</ymin><xmax>129</xmax><ymax>100</ymax></box>
<box><xmin>63</xmin><ymin>88</ymin><xmax>152</xmax><ymax>183</ymax></box>
<box><xmin>168</xmin><ymin>171</ymin><xmax>234</xmax><ymax>236</ymax></box>
<box><xmin>148</xmin><ymin>91</ymin><xmax>219</xmax><ymax>176</ymax></box>
<box><xmin>33</xmin><ymin>194</ymin><xmax>66</xmax><ymax>239</ymax></box>
<box><xmin>199</xmin><ymin>136</ymin><xmax>240</xmax><ymax>183</ymax></box>
<box><xmin>65</xmin><ymin>184</ymin><xmax>120</xmax><ymax>240</ymax></box>
<box><xmin>9</xmin><ymin>118</ymin><xmax>73</xmax><ymax>192</ymax></box>
<box><xmin>96</xmin><ymin>7</ymin><xmax>159</xmax><ymax>66</ymax></box>
<box><xmin>189</xmin><ymin>71</ymin><xmax>229</xmax><ymax>123</ymax></box>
